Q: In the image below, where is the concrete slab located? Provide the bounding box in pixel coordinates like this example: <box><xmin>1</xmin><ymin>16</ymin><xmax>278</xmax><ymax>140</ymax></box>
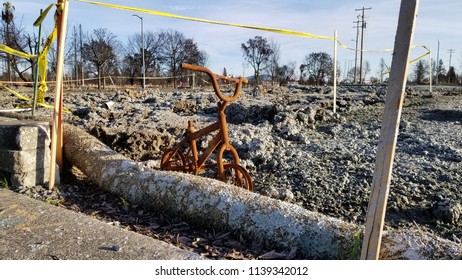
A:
<box><xmin>9</xmin><ymin>167</ymin><xmax>50</xmax><ymax>187</ymax></box>
<box><xmin>0</xmin><ymin>120</ymin><xmax>50</xmax><ymax>150</ymax></box>
<box><xmin>0</xmin><ymin>189</ymin><xmax>203</xmax><ymax>260</ymax></box>
<box><xmin>0</xmin><ymin>148</ymin><xmax>49</xmax><ymax>173</ymax></box>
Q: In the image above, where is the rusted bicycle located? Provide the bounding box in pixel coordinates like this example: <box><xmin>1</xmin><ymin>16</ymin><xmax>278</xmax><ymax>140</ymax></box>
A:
<box><xmin>161</xmin><ymin>63</ymin><xmax>253</xmax><ymax>191</ymax></box>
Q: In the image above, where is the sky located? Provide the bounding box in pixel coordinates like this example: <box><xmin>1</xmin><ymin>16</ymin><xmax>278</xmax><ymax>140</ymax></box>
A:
<box><xmin>12</xmin><ymin>0</ymin><xmax>462</xmax><ymax>80</ymax></box>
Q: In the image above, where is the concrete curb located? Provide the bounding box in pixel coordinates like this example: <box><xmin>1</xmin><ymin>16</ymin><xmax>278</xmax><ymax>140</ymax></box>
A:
<box><xmin>0</xmin><ymin>189</ymin><xmax>203</xmax><ymax>260</ymax></box>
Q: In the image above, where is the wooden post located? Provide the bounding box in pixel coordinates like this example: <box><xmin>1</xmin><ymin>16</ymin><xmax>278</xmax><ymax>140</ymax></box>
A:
<box><xmin>333</xmin><ymin>30</ymin><xmax>338</xmax><ymax>114</ymax></box>
<box><xmin>192</xmin><ymin>72</ymin><xmax>195</xmax><ymax>90</ymax></box>
<box><xmin>360</xmin><ymin>0</ymin><xmax>420</xmax><ymax>260</ymax></box>
<box><xmin>428</xmin><ymin>47</ymin><xmax>432</xmax><ymax>92</ymax></box>
<box><xmin>49</xmin><ymin>0</ymin><xmax>70</xmax><ymax>190</ymax></box>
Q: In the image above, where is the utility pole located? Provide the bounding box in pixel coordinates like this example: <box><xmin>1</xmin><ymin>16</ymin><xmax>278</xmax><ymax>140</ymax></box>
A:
<box><xmin>436</xmin><ymin>40</ymin><xmax>440</xmax><ymax>84</ymax></box>
<box><xmin>133</xmin><ymin>14</ymin><xmax>146</xmax><ymax>89</ymax></box>
<box><xmin>355</xmin><ymin>7</ymin><xmax>372</xmax><ymax>84</ymax></box>
<box><xmin>353</xmin><ymin>19</ymin><xmax>361</xmax><ymax>83</ymax></box>
<box><xmin>80</xmin><ymin>24</ymin><xmax>84</xmax><ymax>87</ymax></box>
<box><xmin>448</xmin><ymin>49</ymin><xmax>455</xmax><ymax>69</ymax></box>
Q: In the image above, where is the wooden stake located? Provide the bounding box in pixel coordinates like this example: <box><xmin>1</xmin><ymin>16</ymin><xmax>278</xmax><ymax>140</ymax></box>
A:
<box><xmin>333</xmin><ymin>30</ymin><xmax>338</xmax><ymax>114</ymax></box>
<box><xmin>428</xmin><ymin>47</ymin><xmax>432</xmax><ymax>92</ymax></box>
<box><xmin>49</xmin><ymin>0</ymin><xmax>70</xmax><ymax>190</ymax></box>
<box><xmin>360</xmin><ymin>0</ymin><xmax>419</xmax><ymax>260</ymax></box>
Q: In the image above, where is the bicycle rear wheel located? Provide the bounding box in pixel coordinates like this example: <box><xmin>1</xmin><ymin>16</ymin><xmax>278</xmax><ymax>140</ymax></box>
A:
<box><xmin>161</xmin><ymin>148</ymin><xmax>186</xmax><ymax>172</ymax></box>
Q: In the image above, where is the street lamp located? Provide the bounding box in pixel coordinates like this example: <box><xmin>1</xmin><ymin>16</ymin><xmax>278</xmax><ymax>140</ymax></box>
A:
<box><xmin>133</xmin><ymin>14</ymin><xmax>145</xmax><ymax>89</ymax></box>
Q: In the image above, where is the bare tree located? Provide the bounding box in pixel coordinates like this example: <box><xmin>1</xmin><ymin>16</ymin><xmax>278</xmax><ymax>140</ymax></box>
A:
<box><xmin>0</xmin><ymin>2</ymin><xmax>38</xmax><ymax>82</ymax></box>
<box><xmin>241</xmin><ymin>36</ymin><xmax>273</xmax><ymax>85</ymax></box>
<box><xmin>300</xmin><ymin>52</ymin><xmax>333</xmax><ymax>85</ymax></box>
<box><xmin>286</xmin><ymin>61</ymin><xmax>297</xmax><ymax>81</ymax></box>
<box><xmin>267</xmin><ymin>39</ymin><xmax>280</xmax><ymax>86</ymax></box>
<box><xmin>363</xmin><ymin>60</ymin><xmax>371</xmax><ymax>83</ymax></box>
<box><xmin>123</xmin><ymin>30</ymin><xmax>165</xmax><ymax>85</ymax></box>
<box><xmin>378</xmin><ymin>57</ymin><xmax>388</xmax><ymax>83</ymax></box>
<box><xmin>66</xmin><ymin>25</ymin><xmax>86</xmax><ymax>86</ymax></box>
<box><xmin>1</xmin><ymin>1</ymin><xmax>14</xmax><ymax>81</ymax></box>
<box><xmin>158</xmin><ymin>29</ymin><xmax>207</xmax><ymax>87</ymax></box>
<box><xmin>82</xmin><ymin>28</ymin><xmax>120</xmax><ymax>89</ymax></box>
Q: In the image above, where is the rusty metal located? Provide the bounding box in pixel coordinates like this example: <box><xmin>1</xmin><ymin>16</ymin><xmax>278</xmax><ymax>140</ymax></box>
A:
<box><xmin>161</xmin><ymin>63</ymin><xmax>253</xmax><ymax>191</ymax></box>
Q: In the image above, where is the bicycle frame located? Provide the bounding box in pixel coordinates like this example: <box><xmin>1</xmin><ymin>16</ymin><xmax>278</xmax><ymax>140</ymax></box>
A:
<box><xmin>171</xmin><ymin>101</ymin><xmax>240</xmax><ymax>178</ymax></box>
<box><xmin>161</xmin><ymin>63</ymin><xmax>252</xmax><ymax>191</ymax></box>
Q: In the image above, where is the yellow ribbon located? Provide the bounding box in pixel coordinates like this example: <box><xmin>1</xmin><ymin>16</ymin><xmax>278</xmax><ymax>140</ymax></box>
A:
<box><xmin>33</xmin><ymin>3</ymin><xmax>55</xmax><ymax>26</ymax></box>
<box><xmin>76</xmin><ymin>0</ymin><xmax>333</xmax><ymax>40</ymax></box>
<box><xmin>37</xmin><ymin>22</ymin><xmax>58</xmax><ymax>104</ymax></box>
<box><xmin>0</xmin><ymin>44</ymin><xmax>37</xmax><ymax>60</ymax></box>
<box><xmin>0</xmin><ymin>3</ymin><xmax>60</xmax><ymax>106</ymax></box>
<box><xmin>0</xmin><ymin>83</ymin><xmax>54</xmax><ymax>110</ymax></box>
<box><xmin>77</xmin><ymin>0</ymin><xmax>432</xmax><ymax>64</ymax></box>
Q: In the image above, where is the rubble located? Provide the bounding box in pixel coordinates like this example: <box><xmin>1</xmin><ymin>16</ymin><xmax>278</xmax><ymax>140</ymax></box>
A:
<box><xmin>1</xmin><ymin>84</ymin><xmax>461</xmax><ymax>257</ymax></box>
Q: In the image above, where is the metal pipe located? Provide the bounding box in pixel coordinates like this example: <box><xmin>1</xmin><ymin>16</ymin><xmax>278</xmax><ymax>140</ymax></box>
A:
<box><xmin>32</xmin><ymin>9</ymin><xmax>43</xmax><ymax>116</ymax></box>
<box><xmin>133</xmin><ymin>15</ymin><xmax>145</xmax><ymax>89</ymax></box>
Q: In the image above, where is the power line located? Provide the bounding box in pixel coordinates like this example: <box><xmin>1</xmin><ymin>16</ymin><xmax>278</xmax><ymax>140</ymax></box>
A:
<box><xmin>355</xmin><ymin>7</ymin><xmax>372</xmax><ymax>84</ymax></box>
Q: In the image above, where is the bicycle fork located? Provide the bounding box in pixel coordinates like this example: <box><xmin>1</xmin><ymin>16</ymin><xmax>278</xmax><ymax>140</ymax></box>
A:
<box><xmin>216</xmin><ymin>102</ymin><xmax>241</xmax><ymax>181</ymax></box>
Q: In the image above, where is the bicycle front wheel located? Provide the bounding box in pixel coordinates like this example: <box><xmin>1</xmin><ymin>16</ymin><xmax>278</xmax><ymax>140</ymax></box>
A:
<box><xmin>221</xmin><ymin>163</ymin><xmax>253</xmax><ymax>192</ymax></box>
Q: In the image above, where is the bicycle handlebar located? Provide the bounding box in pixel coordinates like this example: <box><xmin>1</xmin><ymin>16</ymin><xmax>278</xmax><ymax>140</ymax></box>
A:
<box><xmin>182</xmin><ymin>63</ymin><xmax>248</xmax><ymax>103</ymax></box>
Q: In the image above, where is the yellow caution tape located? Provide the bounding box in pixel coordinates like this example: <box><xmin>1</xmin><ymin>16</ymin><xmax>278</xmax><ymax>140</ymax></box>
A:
<box><xmin>36</xmin><ymin>2</ymin><xmax>61</xmax><ymax>103</ymax></box>
<box><xmin>0</xmin><ymin>83</ymin><xmax>30</xmax><ymax>101</ymax></box>
<box><xmin>37</xmin><ymin>25</ymin><xmax>58</xmax><ymax>104</ymax></box>
<box><xmin>0</xmin><ymin>44</ymin><xmax>37</xmax><ymax>60</ymax></box>
<box><xmin>77</xmin><ymin>0</ymin><xmax>430</xmax><ymax>60</ymax></box>
<box><xmin>33</xmin><ymin>3</ymin><xmax>55</xmax><ymax>26</ymax></box>
<box><xmin>380</xmin><ymin>46</ymin><xmax>430</xmax><ymax>75</ymax></box>
<box><xmin>346</xmin><ymin>46</ymin><xmax>394</xmax><ymax>53</ymax></box>
<box><xmin>0</xmin><ymin>83</ymin><xmax>71</xmax><ymax>113</ymax></box>
<box><xmin>0</xmin><ymin>2</ymin><xmax>61</xmax><ymax>108</ymax></box>
<box><xmin>409</xmin><ymin>50</ymin><xmax>430</xmax><ymax>65</ymax></box>
<box><xmin>76</xmin><ymin>0</ymin><xmax>333</xmax><ymax>40</ymax></box>
<box><xmin>0</xmin><ymin>3</ymin><xmax>58</xmax><ymax>61</ymax></box>
<box><xmin>0</xmin><ymin>83</ymin><xmax>54</xmax><ymax>110</ymax></box>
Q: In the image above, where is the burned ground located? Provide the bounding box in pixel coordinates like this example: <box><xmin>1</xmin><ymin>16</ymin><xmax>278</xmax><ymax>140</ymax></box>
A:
<box><xmin>1</xmin><ymin>84</ymin><xmax>461</xmax><ymax>257</ymax></box>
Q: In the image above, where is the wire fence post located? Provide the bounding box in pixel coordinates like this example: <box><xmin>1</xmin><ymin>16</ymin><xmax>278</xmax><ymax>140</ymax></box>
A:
<box><xmin>32</xmin><ymin>9</ymin><xmax>43</xmax><ymax>116</ymax></box>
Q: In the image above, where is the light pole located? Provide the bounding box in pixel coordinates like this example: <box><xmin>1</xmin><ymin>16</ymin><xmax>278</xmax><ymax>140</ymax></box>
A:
<box><xmin>436</xmin><ymin>39</ymin><xmax>440</xmax><ymax>84</ymax></box>
<box><xmin>133</xmin><ymin>14</ymin><xmax>145</xmax><ymax>89</ymax></box>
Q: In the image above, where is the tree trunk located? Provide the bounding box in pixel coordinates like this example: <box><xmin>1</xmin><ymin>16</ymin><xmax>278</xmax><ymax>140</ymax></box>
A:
<box><xmin>5</xmin><ymin>23</ymin><xmax>11</xmax><ymax>82</ymax></box>
<box><xmin>97</xmin><ymin>66</ymin><xmax>101</xmax><ymax>90</ymax></box>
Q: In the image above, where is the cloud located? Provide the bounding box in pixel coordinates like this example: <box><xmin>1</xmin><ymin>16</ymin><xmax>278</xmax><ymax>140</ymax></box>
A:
<box><xmin>168</xmin><ymin>6</ymin><xmax>193</xmax><ymax>12</ymax></box>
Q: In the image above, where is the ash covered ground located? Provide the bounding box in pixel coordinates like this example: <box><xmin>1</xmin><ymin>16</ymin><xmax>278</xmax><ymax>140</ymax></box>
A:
<box><xmin>2</xmin><ymin>83</ymin><xmax>462</xmax><ymax>249</ymax></box>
